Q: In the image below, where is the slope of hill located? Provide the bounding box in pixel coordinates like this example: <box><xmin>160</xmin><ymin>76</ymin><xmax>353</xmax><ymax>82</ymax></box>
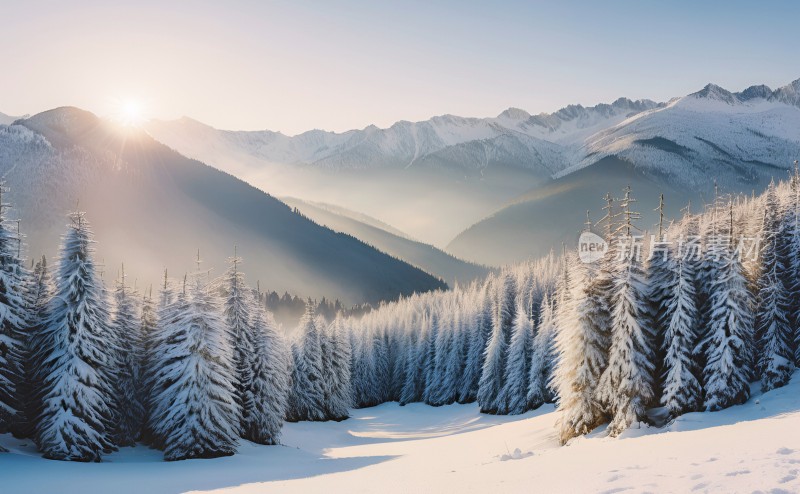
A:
<box><xmin>0</xmin><ymin>107</ymin><xmax>447</xmax><ymax>305</ymax></box>
<box><xmin>4</xmin><ymin>373</ymin><xmax>799</xmax><ymax>493</ymax></box>
<box><xmin>447</xmin><ymin>157</ymin><xmax>697</xmax><ymax>265</ymax></box>
<box><xmin>282</xmin><ymin>197</ymin><xmax>491</xmax><ymax>286</ymax></box>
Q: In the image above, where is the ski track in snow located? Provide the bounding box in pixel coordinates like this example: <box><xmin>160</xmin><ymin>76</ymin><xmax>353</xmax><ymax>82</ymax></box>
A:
<box><xmin>3</xmin><ymin>372</ymin><xmax>800</xmax><ymax>493</ymax></box>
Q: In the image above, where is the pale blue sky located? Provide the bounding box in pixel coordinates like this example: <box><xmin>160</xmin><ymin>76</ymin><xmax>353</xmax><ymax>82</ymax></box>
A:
<box><xmin>1</xmin><ymin>0</ymin><xmax>798</xmax><ymax>134</ymax></box>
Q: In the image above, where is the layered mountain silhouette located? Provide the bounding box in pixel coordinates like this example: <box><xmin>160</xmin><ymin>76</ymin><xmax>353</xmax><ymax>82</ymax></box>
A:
<box><xmin>0</xmin><ymin>107</ymin><xmax>447</xmax><ymax>305</ymax></box>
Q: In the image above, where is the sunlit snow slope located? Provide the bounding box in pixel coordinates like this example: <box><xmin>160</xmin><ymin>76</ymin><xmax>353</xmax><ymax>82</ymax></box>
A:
<box><xmin>4</xmin><ymin>373</ymin><xmax>800</xmax><ymax>493</ymax></box>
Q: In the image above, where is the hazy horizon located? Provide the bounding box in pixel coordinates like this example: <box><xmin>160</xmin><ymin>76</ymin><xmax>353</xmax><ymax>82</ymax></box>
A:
<box><xmin>2</xmin><ymin>1</ymin><xmax>799</xmax><ymax>134</ymax></box>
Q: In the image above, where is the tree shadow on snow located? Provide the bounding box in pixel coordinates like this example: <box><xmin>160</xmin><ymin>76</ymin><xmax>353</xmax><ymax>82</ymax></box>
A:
<box><xmin>1</xmin><ymin>437</ymin><xmax>398</xmax><ymax>494</ymax></box>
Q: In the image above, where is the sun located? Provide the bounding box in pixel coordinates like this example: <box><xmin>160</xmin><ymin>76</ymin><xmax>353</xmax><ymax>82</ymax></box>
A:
<box><xmin>114</xmin><ymin>98</ymin><xmax>148</xmax><ymax>126</ymax></box>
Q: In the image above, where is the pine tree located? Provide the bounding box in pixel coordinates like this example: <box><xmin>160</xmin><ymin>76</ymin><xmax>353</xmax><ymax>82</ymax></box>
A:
<box><xmin>695</xmin><ymin>188</ymin><xmax>725</xmax><ymax>364</ymax></box>
<box><xmin>659</xmin><ymin>241</ymin><xmax>702</xmax><ymax>417</ymax></box>
<box><xmin>477</xmin><ymin>274</ymin><xmax>514</xmax><ymax>414</ymax></box>
<box><xmin>150</xmin><ymin>259</ymin><xmax>239</xmax><ymax>461</ymax></box>
<box><xmin>349</xmin><ymin>323</ymin><xmax>374</xmax><ymax>408</ymax></box>
<box><xmin>286</xmin><ymin>300</ymin><xmax>327</xmax><ymax>421</ymax></box>
<box><xmin>422</xmin><ymin>311</ymin><xmax>440</xmax><ymax>405</ymax></box>
<box><xmin>111</xmin><ymin>265</ymin><xmax>145</xmax><ymax>446</ymax></box>
<box><xmin>141</xmin><ymin>270</ymin><xmax>174</xmax><ymax>447</ymax></box>
<box><xmin>552</xmin><ymin>253</ymin><xmax>609</xmax><ymax>444</ymax></box>
<box><xmin>11</xmin><ymin>255</ymin><xmax>51</xmax><ymax>439</ymax></box>
<box><xmin>500</xmin><ymin>300</ymin><xmax>534</xmax><ymax>415</ymax></box>
<box><xmin>0</xmin><ymin>185</ymin><xmax>28</xmax><ymax>437</ymax></box>
<box><xmin>702</xmin><ymin>203</ymin><xmax>754</xmax><ymax>411</ymax></box>
<box><xmin>399</xmin><ymin>315</ymin><xmax>427</xmax><ymax>405</ymax></box>
<box><xmin>135</xmin><ymin>286</ymin><xmax>156</xmax><ymax>441</ymax></box>
<box><xmin>222</xmin><ymin>253</ymin><xmax>255</xmax><ymax>433</ymax></box>
<box><xmin>36</xmin><ymin>212</ymin><xmax>117</xmax><ymax>461</ymax></box>
<box><xmin>756</xmin><ymin>183</ymin><xmax>795</xmax><ymax>391</ymax></box>
<box><xmin>784</xmin><ymin>163</ymin><xmax>800</xmax><ymax>366</ymax></box>
<box><xmin>593</xmin><ymin>194</ymin><xmax>616</xmax><ymax>348</ymax></box>
<box><xmin>324</xmin><ymin>317</ymin><xmax>352</xmax><ymax>420</ymax></box>
<box><xmin>440</xmin><ymin>305</ymin><xmax>465</xmax><ymax>406</ymax></box>
<box><xmin>458</xmin><ymin>286</ymin><xmax>491</xmax><ymax>403</ymax></box>
<box><xmin>528</xmin><ymin>292</ymin><xmax>556</xmax><ymax>408</ymax></box>
<box><xmin>241</xmin><ymin>302</ymin><xmax>291</xmax><ymax>444</ymax></box>
<box><xmin>596</xmin><ymin>187</ymin><xmax>655</xmax><ymax>437</ymax></box>
<box><xmin>427</xmin><ymin>302</ymin><xmax>461</xmax><ymax>406</ymax></box>
<box><xmin>371</xmin><ymin>327</ymin><xmax>391</xmax><ymax>406</ymax></box>
<box><xmin>647</xmin><ymin>194</ymin><xmax>672</xmax><ymax>396</ymax></box>
<box><xmin>316</xmin><ymin>312</ymin><xmax>336</xmax><ymax>409</ymax></box>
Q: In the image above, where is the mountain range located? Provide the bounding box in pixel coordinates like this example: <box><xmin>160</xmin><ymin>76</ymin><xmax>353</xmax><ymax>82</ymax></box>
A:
<box><xmin>4</xmin><ymin>78</ymin><xmax>799</xmax><ymax>285</ymax></box>
<box><xmin>145</xmin><ymin>78</ymin><xmax>800</xmax><ymax>265</ymax></box>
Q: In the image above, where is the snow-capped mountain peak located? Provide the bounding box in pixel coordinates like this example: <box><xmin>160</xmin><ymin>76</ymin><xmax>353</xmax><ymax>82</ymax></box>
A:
<box><xmin>689</xmin><ymin>83</ymin><xmax>739</xmax><ymax>104</ymax></box>
<box><xmin>737</xmin><ymin>84</ymin><xmax>773</xmax><ymax>101</ymax></box>
<box><xmin>772</xmin><ymin>78</ymin><xmax>800</xmax><ymax>107</ymax></box>
<box><xmin>498</xmin><ymin>107</ymin><xmax>531</xmax><ymax>120</ymax></box>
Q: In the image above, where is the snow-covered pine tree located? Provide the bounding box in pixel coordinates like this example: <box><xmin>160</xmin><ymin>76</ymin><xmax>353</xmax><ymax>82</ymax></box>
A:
<box><xmin>477</xmin><ymin>273</ymin><xmax>514</xmax><ymax>414</ymax></box>
<box><xmin>695</xmin><ymin>188</ymin><xmax>724</xmax><ymax>362</ymax></box>
<box><xmin>784</xmin><ymin>163</ymin><xmax>800</xmax><ymax>366</ymax></box>
<box><xmin>241</xmin><ymin>301</ymin><xmax>291</xmax><ymax>444</ymax></box>
<box><xmin>552</xmin><ymin>252</ymin><xmax>608</xmax><ymax>444</ymax></box>
<box><xmin>141</xmin><ymin>270</ymin><xmax>175</xmax><ymax>447</ymax></box>
<box><xmin>659</xmin><ymin>236</ymin><xmax>702</xmax><ymax>418</ymax></box>
<box><xmin>0</xmin><ymin>184</ymin><xmax>28</xmax><ymax>437</ymax></box>
<box><xmin>399</xmin><ymin>314</ymin><xmax>427</xmax><ymax>405</ymax></box>
<box><xmin>702</xmin><ymin>201</ymin><xmax>754</xmax><ymax>411</ymax></box>
<box><xmin>349</xmin><ymin>322</ymin><xmax>374</xmax><ymax>408</ymax></box>
<box><xmin>136</xmin><ymin>285</ymin><xmax>156</xmax><ymax>442</ymax></box>
<box><xmin>324</xmin><ymin>317</ymin><xmax>352</xmax><ymax>420</ymax></box>
<box><xmin>286</xmin><ymin>300</ymin><xmax>327</xmax><ymax>421</ymax></box>
<box><xmin>36</xmin><ymin>212</ymin><xmax>117</xmax><ymax>461</ymax></box>
<box><xmin>427</xmin><ymin>300</ymin><xmax>461</xmax><ymax>406</ymax></box>
<box><xmin>596</xmin><ymin>187</ymin><xmax>655</xmax><ymax>437</ymax></box>
<box><xmin>371</xmin><ymin>326</ymin><xmax>391</xmax><ymax>406</ymax></box>
<box><xmin>528</xmin><ymin>292</ymin><xmax>556</xmax><ymax>408</ymax></box>
<box><xmin>445</xmin><ymin>305</ymin><xmax>467</xmax><ymax>402</ymax></box>
<box><xmin>755</xmin><ymin>182</ymin><xmax>795</xmax><ymax>391</ymax></box>
<box><xmin>756</xmin><ymin>239</ymin><xmax>794</xmax><ymax>391</ymax></box>
<box><xmin>222</xmin><ymin>253</ymin><xmax>256</xmax><ymax>433</ymax></box>
<box><xmin>11</xmin><ymin>255</ymin><xmax>51</xmax><ymax>439</ymax></box>
<box><xmin>150</xmin><ymin>258</ymin><xmax>239</xmax><ymax>461</ymax></box>
<box><xmin>458</xmin><ymin>285</ymin><xmax>491</xmax><ymax>403</ymax></box>
<box><xmin>422</xmin><ymin>310</ymin><xmax>440</xmax><ymax>405</ymax></box>
<box><xmin>477</xmin><ymin>314</ymin><xmax>506</xmax><ymax>414</ymax></box>
<box><xmin>386</xmin><ymin>319</ymin><xmax>405</xmax><ymax>403</ymax></box>
<box><xmin>317</xmin><ymin>312</ymin><xmax>334</xmax><ymax>409</ymax></box>
<box><xmin>500</xmin><ymin>300</ymin><xmax>534</xmax><ymax>415</ymax></box>
<box><xmin>592</xmin><ymin>194</ymin><xmax>616</xmax><ymax>345</ymax></box>
<box><xmin>111</xmin><ymin>265</ymin><xmax>145</xmax><ymax>446</ymax></box>
<box><xmin>647</xmin><ymin>194</ymin><xmax>672</xmax><ymax>396</ymax></box>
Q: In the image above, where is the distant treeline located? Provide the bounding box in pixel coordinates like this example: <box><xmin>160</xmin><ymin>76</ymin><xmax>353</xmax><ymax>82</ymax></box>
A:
<box><xmin>256</xmin><ymin>290</ymin><xmax>372</xmax><ymax>330</ymax></box>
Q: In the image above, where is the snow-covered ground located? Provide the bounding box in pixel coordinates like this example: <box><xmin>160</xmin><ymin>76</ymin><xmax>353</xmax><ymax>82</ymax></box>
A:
<box><xmin>4</xmin><ymin>373</ymin><xmax>800</xmax><ymax>493</ymax></box>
